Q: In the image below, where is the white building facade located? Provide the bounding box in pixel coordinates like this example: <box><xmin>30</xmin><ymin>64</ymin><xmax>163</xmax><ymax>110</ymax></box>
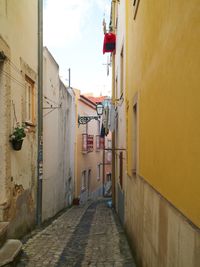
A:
<box><xmin>43</xmin><ymin>47</ymin><xmax>75</xmax><ymax>221</ymax></box>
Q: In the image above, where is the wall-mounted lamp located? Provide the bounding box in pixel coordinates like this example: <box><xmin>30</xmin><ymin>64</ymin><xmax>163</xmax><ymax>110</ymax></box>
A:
<box><xmin>78</xmin><ymin>103</ymin><xmax>104</xmax><ymax>126</ymax></box>
<box><xmin>96</xmin><ymin>103</ymin><xmax>104</xmax><ymax>116</ymax></box>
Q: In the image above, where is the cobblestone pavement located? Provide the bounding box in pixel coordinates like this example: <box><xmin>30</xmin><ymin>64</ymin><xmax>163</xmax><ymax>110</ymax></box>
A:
<box><xmin>17</xmin><ymin>199</ymin><xmax>136</xmax><ymax>267</ymax></box>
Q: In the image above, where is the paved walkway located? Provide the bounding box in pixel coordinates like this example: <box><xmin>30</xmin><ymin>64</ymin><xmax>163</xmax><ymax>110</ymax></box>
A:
<box><xmin>17</xmin><ymin>199</ymin><xmax>136</xmax><ymax>267</ymax></box>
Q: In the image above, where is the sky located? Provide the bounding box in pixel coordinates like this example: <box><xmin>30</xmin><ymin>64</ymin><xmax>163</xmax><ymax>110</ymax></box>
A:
<box><xmin>43</xmin><ymin>0</ymin><xmax>111</xmax><ymax>96</ymax></box>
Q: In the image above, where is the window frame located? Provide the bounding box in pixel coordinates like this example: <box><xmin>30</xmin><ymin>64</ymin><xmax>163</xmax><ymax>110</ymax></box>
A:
<box><xmin>133</xmin><ymin>0</ymin><xmax>140</xmax><ymax>20</ymax></box>
<box><xmin>81</xmin><ymin>170</ymin><xmax>87</xmax><ymax>191</ymax></box>
<box><xmin>97</xmin><ymin>163</ymin><xmax>101</xmax><ymax>181</ymax></box>
<box><xmin>25</xmin><ymin>75</ymin><xmax>35</xmax><ymax>125</ymax></box>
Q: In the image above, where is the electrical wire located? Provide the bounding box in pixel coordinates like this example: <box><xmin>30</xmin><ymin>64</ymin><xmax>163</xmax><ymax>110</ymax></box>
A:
<box><xmin>12</xmin><ymin>100</ymin><xmax>18</xmax><ymax>123</ymax></box>
<box><xmin>43</xmin><ymin>108</ymin><xmax>56</xmax><ymax>117</ymax></box>
<box><xmin>5</xmin><ymin>59</ymin><xmax>22</xmax><ymax>75</ymax></box>
<box><xmin>1</xmin><ymin>70</ymin><xmax>25</xmax><ymax>88</ymax></box>
<box><xmin>43</xmin><ymin>95</ymin><xmax>59</xmax><ymax>106</ymax></box>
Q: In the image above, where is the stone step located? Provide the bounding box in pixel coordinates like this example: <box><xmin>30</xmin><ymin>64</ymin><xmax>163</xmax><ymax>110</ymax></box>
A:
<box><xmin>0</xmin><ymin>239</ymin><xmax>22</xmax><ymax>267</ymax></box>
<box><xmin>0</xmin><ymin>223</ymin><xmax>9</xmax><ymax>249</ymax></box>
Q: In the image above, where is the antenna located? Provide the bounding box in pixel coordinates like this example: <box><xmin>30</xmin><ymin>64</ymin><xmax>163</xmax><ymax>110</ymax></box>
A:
<box><xmin>68</xmin><ymin>68</ymin><xmax>71</xmax><ymax>88</ymax></box>
<box><xmin>102</xmin><ymin>55</ymin><xmax>111</xmax><ymax>76</ymax></box>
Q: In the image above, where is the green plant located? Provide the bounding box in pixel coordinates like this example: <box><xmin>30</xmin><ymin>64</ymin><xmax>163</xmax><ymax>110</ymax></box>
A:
<box><xmin>10</xmin><ymin>123</ymin><xmax>27</xmax><ymax>142</ymax></box>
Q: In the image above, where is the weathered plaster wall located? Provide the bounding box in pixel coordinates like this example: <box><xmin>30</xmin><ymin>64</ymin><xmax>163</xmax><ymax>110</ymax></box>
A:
<box><xmin>0</xmin><ymin>0</ymin><xmax>38</xmax><ymax>237</ymax></box>
<box><xmin>0</xmin><ymin>37</ymin><xmax>11</xmax><ymax>207</ymax></box>
<box><xmin>42</xmin><ymin>48</ymin><xmax>75</xmax><ymax>221</ymax></box>
<box><xmin>125</xmin><ymin>175</ymin><xmax>200</xmax><ymax>267</ymax></box>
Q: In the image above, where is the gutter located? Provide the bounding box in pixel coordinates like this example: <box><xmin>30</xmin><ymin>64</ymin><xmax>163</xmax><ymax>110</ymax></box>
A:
<box><xmin>37</xmin><ymin>0</ymin><xmax>43</xmax><ymax>226</ymax></box>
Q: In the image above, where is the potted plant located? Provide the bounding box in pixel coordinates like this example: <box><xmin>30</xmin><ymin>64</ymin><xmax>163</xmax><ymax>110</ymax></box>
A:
<box><xmin>10</xmin><ymin>123</ymin><xmax>27</xmax><ymax>151</ymax></box>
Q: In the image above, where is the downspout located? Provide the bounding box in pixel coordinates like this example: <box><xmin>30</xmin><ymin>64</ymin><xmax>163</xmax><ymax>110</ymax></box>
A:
<box><xmin>103</xmin><ymin>137</ymin><xmax>105</xmax><ymax>196</ymax></box>
<box><xmin>37</xmin><ymin>0</ymin><xmax>43</xmax><ymax>226</ymax></box>
<box><xmin>111</xmin><ymin>0</ymin><xmax>116</xmax><ymax>208</ymax></box>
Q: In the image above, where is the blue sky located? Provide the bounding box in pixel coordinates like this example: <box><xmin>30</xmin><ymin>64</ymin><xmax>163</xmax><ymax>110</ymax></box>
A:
<box><xmin>43</xmin><ymin>0</ymin><xmax>111</xmax><ymax>96</ymax></box>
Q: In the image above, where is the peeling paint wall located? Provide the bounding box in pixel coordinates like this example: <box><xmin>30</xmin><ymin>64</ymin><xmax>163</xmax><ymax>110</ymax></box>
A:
<box><xmin>0</xmin><ymin>0</ymin><xmax>38</xmax><ymax>238</ymax></box>
<box><xmin>0</xmin><ymin>37</ymin><xmax>11</xmax><ymax>207</ymax></box>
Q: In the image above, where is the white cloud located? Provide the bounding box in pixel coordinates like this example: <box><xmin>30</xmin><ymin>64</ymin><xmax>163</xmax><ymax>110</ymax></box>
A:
<box><xmin>44</xmin><ymin>0</ymin><xmax>111</xmax><ymax>47</ymax></box>
<box><xmin>44</xmin><ymin>0</ymin><xmax>91</xmax><ymax>47</ymax></box>
<box><xmin>95</xmin><ymin>0</ymin><xmax>110</xmax><ymax>17</ymax></box>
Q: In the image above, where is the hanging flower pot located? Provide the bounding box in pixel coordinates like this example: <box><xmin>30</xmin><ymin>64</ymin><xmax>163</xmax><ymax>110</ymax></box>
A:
<box><xmin>9</xmin><ymin>122</ymin><xmax>27</xmax><ymax>151</ymax></box>
<box><xmin>11</xmin><ymin>139</ymin><xmax>23</xmax><ymax>151</ymax></box>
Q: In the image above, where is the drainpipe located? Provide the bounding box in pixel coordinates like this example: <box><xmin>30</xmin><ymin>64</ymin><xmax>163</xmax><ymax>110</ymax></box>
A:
<box><xmin>37</xmin><ymin>0</ymin><xmax>43</xmax><ymax>226</ymax></box>
<box><xmin>111</xmin><ymin>0</ymin><xmax>116</xmax><ymax>208</ymax></box>
<box><xmin>103</xmin><ymin>137</ymin><xmax>105</xmax><ymax>197</ymax></box>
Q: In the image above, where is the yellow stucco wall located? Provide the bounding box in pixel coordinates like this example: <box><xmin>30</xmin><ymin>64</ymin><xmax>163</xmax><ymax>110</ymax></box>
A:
<box><xmin>126</xmin><ymin>0</ymin><xmax>200</xmax><ymax>227</ymax></box>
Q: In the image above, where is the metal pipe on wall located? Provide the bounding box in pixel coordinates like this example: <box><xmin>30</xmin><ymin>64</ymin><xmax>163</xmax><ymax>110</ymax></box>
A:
<box><xmin>37</xmin><ymin>0</ymin><xmax>43</xmax><ymax>226</ymax></box>
<box><xmin>111</xmin><ymin>0</ymin><xmax>116</xmax><ymax>208</ymax></box>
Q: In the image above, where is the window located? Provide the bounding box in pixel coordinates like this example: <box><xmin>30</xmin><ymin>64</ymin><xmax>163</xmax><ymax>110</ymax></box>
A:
<box><xmin>120</xmin><ymin>47</ymin><xmax>124</xmax><ymax>96</ymax></box>
<box><xmin>97</xmin><ymin>120</ymin><xmax>100</xmax><ymax>134</ymax></box>
<box><xmin>96</xmin><ymin>135</ymin><xmax>100</xmax><ymax>151</ymax></box>
<box><xmin>82</xmin><ymin>134</ymin><xmax>94</xmax><ymax>153</ymax></box>
<box><xmin>87</xmin><ymin>135</ymin><xmax>94</xmax><ymax>152</ymax></box>
<box><xmin>82</xmin><ymin>133</ymin><xmax>88</xmax><ymax>153</ymax></box>
<box><xmin>106</xmin><ymin>173</ymin><xmax>111</xmax><ymax>182</ymax></box>
<box><xmin>119</xmin><ymin>152</ymin><xmax>123</xmax><ymax>189</ymax></box>
<box><xmin>81</xmin><ymin>170</ymin><xmax>87</xmax><ymax>190</ymax></box>
<box><xmin>133</xmin><ymin>0</ymin><xmax>140</xmax><ymax>19</ymax></box>
<box><xmin>115</xmin><ymin>76</ymin><xmax>118</xmax><ymax>99</ymax></box>
<box><xmin>87</xmin><ymin>169</ymin><xmax>91</xmax><ymax>195</ymax></box>
<box><xmin>132</xmin><ymin>103</ymin><xmax>138</xmax><ymax>174</ymax></box>
<box><xmin>100</xmin><ymin>137</ymin><xmax>105</xmax><ymax>150</ymax></box>
<box><xmin>97</xmin><ymin>164</ymin><xmax>101</xmax><ymax>180</ymax></box>
<box><xmin>107</xmin><ymin>139</ymin><xmax>112</xmax><ymax>163</ymax></box>
<box><xmin>25</xmin><ymin>76</ymin><xmax>35</xmax><ymax>124</ymax></box>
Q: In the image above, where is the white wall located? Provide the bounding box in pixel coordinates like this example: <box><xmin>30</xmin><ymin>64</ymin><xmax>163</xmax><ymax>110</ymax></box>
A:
<box><xmin>42</xmin><ymin>47</ymin><xmax>75</xmax><ymax>221</ymax></box>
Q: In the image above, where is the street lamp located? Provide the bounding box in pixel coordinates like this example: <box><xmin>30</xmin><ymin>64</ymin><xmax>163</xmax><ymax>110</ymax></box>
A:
<box><xmin>78</xmin><ymin>103</ymin><xmax>104</xmax><ymax>126</ymax></box>
<box><xmin>96</xmin><ymin>103</ymin><xmax>104</xmax><ymax>116</ymax></box>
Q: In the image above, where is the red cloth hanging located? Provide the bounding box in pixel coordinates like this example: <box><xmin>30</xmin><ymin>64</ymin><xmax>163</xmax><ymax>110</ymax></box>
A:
<box><xmin>103</xmin><ymin>33</ymin><xmax>116</xmax><ymax>54</ymax></box>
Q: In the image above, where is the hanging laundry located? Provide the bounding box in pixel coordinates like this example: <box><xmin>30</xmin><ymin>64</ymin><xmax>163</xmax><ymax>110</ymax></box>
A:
<box><xmin>103</xmin><ymin>32</ymin><xmax>116</xmax><ymax>54</ymax></box>
<box><xmin>108</xmin><ymin>104</ymin><xmax>116</xmax><ymax>132</ymax></box>
<box><xmin>100</xmin><ymin>123</ymin><xmax>106</xmax><ymax>138</ymax></box>
<box><xmin>102</xmin><ymin>106</ymin><xmax>109</xmax><ymax>136</ymax></box>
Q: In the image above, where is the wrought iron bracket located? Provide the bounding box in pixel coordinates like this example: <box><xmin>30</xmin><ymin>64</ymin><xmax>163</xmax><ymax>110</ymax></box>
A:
<box><xmin>78</xmin><ymin>115</ymin><xmax>99</xmax><ymax>126</ymax></box>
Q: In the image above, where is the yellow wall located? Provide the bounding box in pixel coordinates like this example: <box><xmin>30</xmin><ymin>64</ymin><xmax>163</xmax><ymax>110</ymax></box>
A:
<box><xmin>126</xmin><ymin>0</ymin><xmax>200</xmax><ymax>227</ymax></box>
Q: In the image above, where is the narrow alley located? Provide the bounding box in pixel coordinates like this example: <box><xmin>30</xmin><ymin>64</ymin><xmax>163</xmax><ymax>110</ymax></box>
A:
<box><xmin>1</xmin><ymin>1</ymin><xmax>200</xmax><ymax>267</ymax></box>
<box><xmin>17</xmin><ymin>199</ymin><xmax>135</xmax><ymax>267</ymax></box>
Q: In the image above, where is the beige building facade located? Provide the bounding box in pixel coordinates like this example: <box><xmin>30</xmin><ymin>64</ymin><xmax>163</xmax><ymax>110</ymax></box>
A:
<box><xmin>0</xmin><ymin>0</ymin><xmax>38</xmax><ymax>238</ymax></box>
<box><xmin>75</xmin><ymin>92</ymin><xmax>104</xmax><ymax>203</ymax></box>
